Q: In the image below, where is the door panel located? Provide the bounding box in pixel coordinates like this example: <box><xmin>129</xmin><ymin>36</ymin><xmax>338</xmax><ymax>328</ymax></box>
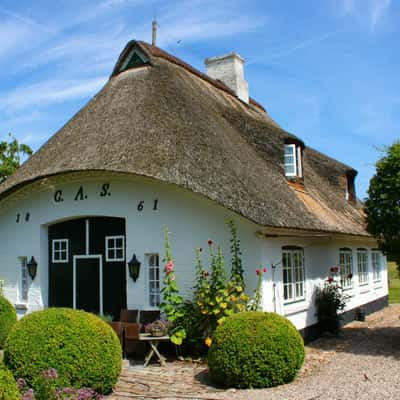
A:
<box><xmin>76</xmin><ymin>258</ymin><xmax>100</xmax><ymax>314</ymax></box>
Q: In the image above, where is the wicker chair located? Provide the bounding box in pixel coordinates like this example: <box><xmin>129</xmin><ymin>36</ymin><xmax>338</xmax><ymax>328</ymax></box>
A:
<box><xmin>120</xmin><ymin>309</ymin><xmax>139</xmax><ymax>323</ymax></box>
<box><xmin>108</xmin><ymin>321</ymin><xmax>124</xmax><ymax>355</ymax></box>
<box><xmin>123</xmin><ymin>322</ymin><xmax>141</xmax><ymax>358</ymax></box>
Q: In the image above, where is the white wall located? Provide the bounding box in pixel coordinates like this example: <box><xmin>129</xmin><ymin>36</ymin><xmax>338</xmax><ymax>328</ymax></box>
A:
<box><xmin>0</xmin><ymin>172</ymin><xmax>388</xmax><ymax>329</ymax></box>
<box><xmin>0</xmin><ymin>173</ymin><xmax>261</xmax><ymax>314</ymax></box>
<box><xmin>258</xmin><ymin>235</ymin><xmax>388</xmax><ymax>330</ymax></box>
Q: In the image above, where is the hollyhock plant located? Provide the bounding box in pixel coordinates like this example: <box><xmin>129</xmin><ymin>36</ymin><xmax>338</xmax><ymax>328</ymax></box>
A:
<box><xmin>159</xmin><ymin>227</ymin><xmax>186</xmax><ymax>345</ymax></box>
<box><xmin>248</xmin><ymin>267</ymin><xmax>266</xmax><ymax>311</ymax></box>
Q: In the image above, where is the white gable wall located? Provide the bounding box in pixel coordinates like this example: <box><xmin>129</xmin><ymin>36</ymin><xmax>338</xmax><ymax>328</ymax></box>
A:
<box><xmin>0</xmin><ymin>172</ymin><xmax>388</xmax><ymax>330</ymax></box>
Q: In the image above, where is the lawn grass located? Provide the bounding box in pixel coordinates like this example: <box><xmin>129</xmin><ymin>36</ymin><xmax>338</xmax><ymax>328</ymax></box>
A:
<box><xmin>388</xmin><ymin>261</ymin><xmax>400</xmax><ymax>304</ymax></box>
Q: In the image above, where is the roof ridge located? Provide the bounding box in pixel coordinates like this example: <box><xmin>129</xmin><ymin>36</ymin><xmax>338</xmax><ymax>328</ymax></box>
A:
<box><xmin>112</xmin><ymin>40</ymin><xmax>266</xmax><ymax>113</ymax></box>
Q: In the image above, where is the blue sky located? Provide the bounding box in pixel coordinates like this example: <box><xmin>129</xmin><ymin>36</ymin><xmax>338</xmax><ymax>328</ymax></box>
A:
<box><xmin>0</xmin><ymin>0</ymin><xmax>398</xmax><ymax>199</ymax></box>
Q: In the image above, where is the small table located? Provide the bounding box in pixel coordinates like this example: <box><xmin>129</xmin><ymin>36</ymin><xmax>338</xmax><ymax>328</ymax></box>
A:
<box><xmin>139</xmin><ymin>334</ymin><xmax>170</xmax><ymax>367</ymax></box>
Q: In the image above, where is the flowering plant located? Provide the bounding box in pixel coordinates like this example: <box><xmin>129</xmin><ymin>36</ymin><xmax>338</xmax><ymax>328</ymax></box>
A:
<box><xmin>315</xmin><ymin>266</ymin><xmax>348</xmax><ymax>334</ymax></box>
<box><xmin>159</xmin><ymin>227</ymin><xmax>186</xmax><ymax>345</ymax></box>
<box><xmin>247</xmin><ymin>267</ymin><xmax>267</xmax><ymax>311</ymax></box>
<box><xmin>18</xmin><ymin>369</ymin><xmax>102</xmax><ymax>400</ymax></box>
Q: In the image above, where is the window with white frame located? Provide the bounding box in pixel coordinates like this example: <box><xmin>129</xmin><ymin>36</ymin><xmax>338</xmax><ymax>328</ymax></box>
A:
<box><xmin>147</xmin><ymin>254</ymin><xmax>160</xmax><ymax>307</ymax></box>
<box><xmin>282</xmin><ymin>247</ymin><xmax>305</xmax><ymax>303</ymax></box>
<box><xmin>19</xmin><ymin>256</ymin><xmax>28</xmax><ymax>302</ymax></box>
<box><xmin>105</xmin><ymin>236</ymin><xmax>125</xmax><ymax>262</ymax></box>
<box><xmin>339</xmin><ymin>248</ymin><xmax>353</xmax><ymax>289</ymax></box>
<box><xmin>284</xmin><ymin>144</ymin><xmax>303</xmax><ymax>178</ymax></box>
<box><xmin>357</xmin><ymin>248</ymin><xmax>368</xmax><ymax>285</ymax></box>
<box><xmin>52</xmin><ymin>239</ymin><xmax>69</xmax><ymax>263</ymax></box>
<box><xmin>372</xmin><ymin>250</ymin><xmax>382</xmax><ymax>282</ymax></box>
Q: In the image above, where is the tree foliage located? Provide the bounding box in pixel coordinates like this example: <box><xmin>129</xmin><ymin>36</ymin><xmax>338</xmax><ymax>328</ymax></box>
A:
<box><xmin>0</xmin><ymin>133</ymin><xmax>33</xmax><ymax>183</ymax></box>
<box><xmin>365</xmin><ymin>141</ymin><xmax>400</xmax><ymax>269</ymax></box>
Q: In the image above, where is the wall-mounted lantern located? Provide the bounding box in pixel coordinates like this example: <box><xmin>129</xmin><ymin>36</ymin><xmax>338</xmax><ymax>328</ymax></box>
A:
<box><xmin>128</xmin><ymin>254</ymin><xmax>141</xmax><ymax>282</ymax></box>
<box><xmin>27</xmin><ymin>256</ymin><xmax>38</xmax><ymax>280</ymax></box>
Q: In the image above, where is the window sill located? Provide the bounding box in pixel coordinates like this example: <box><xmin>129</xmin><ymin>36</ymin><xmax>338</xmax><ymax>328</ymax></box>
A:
<box><xmin>284</xmin><ymin>299</ymin><xmax>308</xmax><ymax>316</ymax></box>
<box><xmin>359</xmin><ymin>286</ymin><xmax>370</xmax><ymax>294</ymax></box>
<box><xmin>14</xmin><ymin>303</ymin><xmax>28</xmax><ymax>310</ymax></box>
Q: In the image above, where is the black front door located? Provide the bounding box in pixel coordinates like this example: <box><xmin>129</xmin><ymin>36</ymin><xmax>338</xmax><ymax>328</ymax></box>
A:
<box><xmin>75</xmin><ymin>257</ymin><xmax>101</xmax><ymax>314</ymax></box>
<box><xmin>49</xmin><ymin>217</ymin><xmax>126</xmax><ymax>319</ymax></box>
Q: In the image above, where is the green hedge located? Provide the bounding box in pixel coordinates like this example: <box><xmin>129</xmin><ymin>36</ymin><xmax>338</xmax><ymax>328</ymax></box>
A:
<box><xmin>0</xmin><ymin>364</ymin><xmax>20</xmax><ymax>400</ymax></box>
<box><xmin>0</xmin><ymin>295</ymin><xmax>17</xmax><ymax>348</ymax></box>
<box><xmin>208</xmin><ymin>311</ymin><xmax>305</xmax><ymax>388</ymax></box>
<box><xmin>4</xmin><ymin>308</ymin><xmax>122</xmax><ymax>394</ymax></box>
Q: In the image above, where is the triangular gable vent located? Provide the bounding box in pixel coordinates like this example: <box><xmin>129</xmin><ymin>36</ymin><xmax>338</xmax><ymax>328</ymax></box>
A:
<box><xmin>119</xmin><ymin>48</ymin><xmax>149</xmax><ymax>73</ymax></box>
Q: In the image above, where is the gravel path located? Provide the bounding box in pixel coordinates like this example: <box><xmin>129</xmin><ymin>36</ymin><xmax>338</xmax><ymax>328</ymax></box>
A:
<box><xmin>109</xmin><ymin>305</ymin><xmax>400</xmax><ymax>400</ymax></box>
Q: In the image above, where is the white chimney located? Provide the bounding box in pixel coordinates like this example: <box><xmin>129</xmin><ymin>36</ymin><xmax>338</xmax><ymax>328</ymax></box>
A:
<box><xmin>205</xmin><ymin>53</ymin><xmax>249</xmax><ymax>104</ymax></box>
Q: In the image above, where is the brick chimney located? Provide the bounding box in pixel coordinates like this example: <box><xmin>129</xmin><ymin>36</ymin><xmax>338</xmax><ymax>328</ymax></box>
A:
<box><xmin>205</xmin><ymin>53</ymin><xmax>249</xmax><ymax>104</ymax></box>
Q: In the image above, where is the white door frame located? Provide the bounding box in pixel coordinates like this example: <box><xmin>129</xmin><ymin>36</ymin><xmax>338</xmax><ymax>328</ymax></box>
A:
<box><xmin>73</xmin><ymin>254</ymin><xmax>103</xmax><ymax>315</ymax></box>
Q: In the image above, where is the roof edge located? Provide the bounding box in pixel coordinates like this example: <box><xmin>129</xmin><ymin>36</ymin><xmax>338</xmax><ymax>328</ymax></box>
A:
<box><xmin>0</xmin><ymin>169</ymin><xmax>369</xmax><ymax>238</ymax></box>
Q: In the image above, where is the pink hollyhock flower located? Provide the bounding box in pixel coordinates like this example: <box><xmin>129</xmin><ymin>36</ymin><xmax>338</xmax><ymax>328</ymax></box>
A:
<box><xmin>165</xmin><ymin>260</ymin><xmax>174</xmax><ymax>274</ymax></box>
<box><xmin>263</xmin><ymin>267</ymin><xmax>267</xmax><ymax>273</ymax></box>
<box><xmin>256</xmin><ymin>269</ymin><xmax>261</xmax><ymax>275</ymax></box>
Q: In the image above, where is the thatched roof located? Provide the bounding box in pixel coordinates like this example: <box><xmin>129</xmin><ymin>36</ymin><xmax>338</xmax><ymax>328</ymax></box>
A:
<box><xmin>0</xmin><ymin>40</ymin><xmax>368</xmax><ymax>236</ymax></box>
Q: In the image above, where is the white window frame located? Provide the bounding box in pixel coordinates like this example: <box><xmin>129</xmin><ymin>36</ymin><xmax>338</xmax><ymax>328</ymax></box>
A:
<box><xmin>19</xmin><ymin>256</ymin><xmax>28</xmax><ymax>303</ymax></box>
<box><xmin>52</xmin><ymin>239</ymin><xmax>69</xmax><ymax>263</ymax></box>
<box><xmin>284</xmin><ymin>144</ymin><xmax>303</xmax><ymax>178</ymax></box>
<box><xmin>339</xmin><ymin>248</ymin><xmax>353</xmax><ymax>289</ymax></box>
<box><xmin>372</xmin><ymin>250</ymin><xmax>382</xmax><ymax>282</ymax></box>
<box><xmin>105</xmin><ymin>235</ymin><xmax>125</xmax><ymax>262</ymax></box>
<box><xmin>282</xmin><ymin>247</ymin><xmax>305</xmax><ymax>303</ymax></box>
<box><xmin>284</xmin><ymin>144</ymin><xmax>297</xmax><ymax>177</ymax></box>
<box><xmin>147</xmin><ymin>253</ymin><xmax>160</xmax><ymax>308</ymax></box>
<box><xmin>357</xmin><ymin>248</ymin><xmax>369</xmax><ymax>286</ymax></box>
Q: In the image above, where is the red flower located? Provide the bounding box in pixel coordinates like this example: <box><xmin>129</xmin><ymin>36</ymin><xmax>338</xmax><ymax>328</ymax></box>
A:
<box><xmin>207</xmin><ymin>239</ymin><xmax>213</xmax><ymax>245</ymax></box>
<box><xmin>256</xmin><ymin>269</ymin><xmax>261</xmax><ymax>276</ymax></box>
<box><xmin>333</xmin><ymin>266</ymin><xmax>339</xmax><ymax>273</ymax></box>
<box><xmin>327</xmin><ymin>277</ymin><xmax>334</xmax><ymax>284</ymax></box>
<box><xmin>263</xmin><ymin>267</ymin><xmax>267</xmax><ymax>273</ymax></box>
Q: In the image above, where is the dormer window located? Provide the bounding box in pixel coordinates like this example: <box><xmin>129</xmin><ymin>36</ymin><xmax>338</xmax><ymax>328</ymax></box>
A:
<box><xmin>284</xmin><ymin>144</ymin><xmax>303</xmax><ymax>178</ymax></box>
<box><xmin>118</xmin><ymin>48</ymin><xmax>149</xmax><ymax>74</ymax></box>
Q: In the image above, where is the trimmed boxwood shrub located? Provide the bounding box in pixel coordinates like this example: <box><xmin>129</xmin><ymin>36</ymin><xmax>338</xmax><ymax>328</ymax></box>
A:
<box><xmin>0</xmin><ymin>364</ymin><xmax>20</xmax><ymax>400</ymax></box>
<box><xmin>0</xmin><ymin>295</ymin><xmax>17</xmax><ymax>348</ymax></box>
<box><xmin>4</xmin><ymin>308</ymin><xmax>122</xmax><ymax>394</ymax></box>
<box><xmin>208</xmin><ymin>311</ymin><xmax>305</xmax><ymax>388</ymax></box>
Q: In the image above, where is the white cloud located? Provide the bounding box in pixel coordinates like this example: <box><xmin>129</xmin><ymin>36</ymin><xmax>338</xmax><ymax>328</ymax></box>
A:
<box><xmin>371</xmin><ymin>0</ymin><xmax>391</xmax><ymax>30</ymax></box>
<box><xmin>0</xmin><ymin>22</ymin><xmax>36</xmax><ymax>60</ymax></box>
<box><xmin>0</xmin><ymin>77</ymin><xmax>108</xmax><ymax>112</ymax></box>
<box><xmin>339</xmin><ymin>0</ymin><xmax>391</xmax><ymax>30</ymax></box>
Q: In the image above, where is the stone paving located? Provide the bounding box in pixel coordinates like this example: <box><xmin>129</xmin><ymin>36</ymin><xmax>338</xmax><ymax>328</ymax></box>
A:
<box><xmin>108</xmin><ymin>305</ymin><xmax>400</xmax><ymax>400</ymax></box>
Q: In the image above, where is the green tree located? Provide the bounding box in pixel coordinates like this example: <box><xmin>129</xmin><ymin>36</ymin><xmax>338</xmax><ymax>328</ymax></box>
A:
<box><xmin>0</xmin><ymin>133</ymin><xmax>33</xmax><ymax>183</ymax></box>
<box><xmin>365</xmin><ymin>141</ymin><xmax>400</xmax><ymax>270</ymax></box>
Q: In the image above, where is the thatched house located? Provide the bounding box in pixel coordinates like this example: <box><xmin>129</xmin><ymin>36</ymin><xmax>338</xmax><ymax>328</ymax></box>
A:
<box><xmin>0</xmin><ymin>40</ymin><xmax>387</xmax><ymax>339</ymax></box>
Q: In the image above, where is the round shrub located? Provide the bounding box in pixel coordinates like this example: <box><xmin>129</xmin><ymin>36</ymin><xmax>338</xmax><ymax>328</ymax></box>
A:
<box><xmin>0</xmin><ymin>295</ymin><xmax>17</xmax><ymax>348</ymax></box>
<box><xmin>0</xmin><ymin>364</ymin><xmax>20</xmax><ymax>400</ymax></box>
<box><xmin>4</xmin><ymin>308</ymin><xmax>122</xmax><ymax>394</ymax></box>
<box><xmin>208</xmin><ymin>311</ymin><xmax>305</xmax><ymax>388</ymax></box>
